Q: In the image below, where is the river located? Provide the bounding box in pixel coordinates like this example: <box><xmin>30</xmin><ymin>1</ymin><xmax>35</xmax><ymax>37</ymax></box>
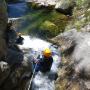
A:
<box><xmin>8</xmin><ymin>1</ymin><xmax>61</xmax><ymax>90</ymax></box>
<box><xmin>18</xmin><ymin>36</ymin><xmax>61</xmax><ymax>90</ymax></box>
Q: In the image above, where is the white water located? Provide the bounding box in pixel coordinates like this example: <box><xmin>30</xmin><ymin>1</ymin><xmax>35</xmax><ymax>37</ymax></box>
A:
<box><xmin>19</xmin><ymin>36</ymin><xmax>51</xmax><ymax>51</ymax></box>
<box><xmin>19</xmin><ymin>36</ymin><xmax>61</xmax><ymax>90</ymax></box>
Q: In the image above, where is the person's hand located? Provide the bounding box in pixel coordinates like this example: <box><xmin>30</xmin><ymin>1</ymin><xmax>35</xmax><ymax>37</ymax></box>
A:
<box><xmin>34</xmin><ymin>58</ymin><xmax>39</xmax><ymax>63</ymax></box>
<box><xmin>35</xmin><ymin>60</ymin><xmax>39</xmax><ymax>63</ymax></box>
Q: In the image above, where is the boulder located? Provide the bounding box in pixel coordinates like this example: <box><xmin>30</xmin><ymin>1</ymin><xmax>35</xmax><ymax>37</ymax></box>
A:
<box><xmin>39</xmin><ymin>20</ymin><xmax>58</xmax><ymax>38</ymax></box>
<box><xmin>0</xmin><ymin>1</ymin><xmax>33</xmax><ymax>90</ymax></box>
<box><xmin>55</xmin><ymin>0</ymin><xmax>76</xmax><ymax>15</ymax></box>
<box><xmin>0</xmin><ymin>61</ymin><xmax>10</xmax><ymax>86</ymax></box>
<box><xmin>52</xmin><ymin>29</ymin><xmax>90</xmax><ymax>89</ymax></box>
<box><xmin>0</xmin><ymin>51</ymin><xmax>32</xmax><ymax>90</ymax></box>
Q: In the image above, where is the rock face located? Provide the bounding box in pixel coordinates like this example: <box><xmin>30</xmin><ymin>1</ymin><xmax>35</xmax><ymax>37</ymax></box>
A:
<box><xmin>52</xmin><ymin>29</ymin><xmax>90</xmax><ymax>89</ymax></box>
<box><xmin>0</xmin><ymin>0</ymin><xmax>7</xmax><ymax>58</ymax></box>
<box><xmin>52</xmin><ymin>29</ymin><xmax>90</xmax><ymax>78</ymax></box>
<box><xmin>0</xmin><ymin>1</ymin><xmax>32</xmax><ymax>90</ymax></box>
<box><xmin>26</xmin><ymin>0</ymin><xmax>75</xmax><ymax>15</ymax></box>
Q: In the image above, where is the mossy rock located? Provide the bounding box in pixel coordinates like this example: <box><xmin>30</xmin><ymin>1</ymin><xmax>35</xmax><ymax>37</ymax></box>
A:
<box><xmin>39</xmin><ymin>20</ymin><xmax>58</xmax><ymax>38</ymax></box>
<box><xmin>20</xmin><ymin>10</ymin><xmax>68</xmax><ymax>38</ymax></box>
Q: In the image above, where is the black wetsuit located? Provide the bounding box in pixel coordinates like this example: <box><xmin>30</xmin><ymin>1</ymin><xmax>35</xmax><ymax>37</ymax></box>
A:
<box><xmin>37</xmin><ymin>56</ymin><xmax>53</xmax><ymax>73</ymax></box>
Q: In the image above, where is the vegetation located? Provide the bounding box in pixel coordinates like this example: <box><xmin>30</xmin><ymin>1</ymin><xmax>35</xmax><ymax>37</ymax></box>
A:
<box><xmin>65</xmin><ymin>0</ymin><xmax>90</xmax><ymax>32</ymax></box>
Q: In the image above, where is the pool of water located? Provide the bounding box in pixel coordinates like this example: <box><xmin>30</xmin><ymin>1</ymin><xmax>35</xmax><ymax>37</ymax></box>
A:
<box><xmin>8</xmin><ymin>2</ymin><xmax>29</xmax><ymax>18</ymax></box>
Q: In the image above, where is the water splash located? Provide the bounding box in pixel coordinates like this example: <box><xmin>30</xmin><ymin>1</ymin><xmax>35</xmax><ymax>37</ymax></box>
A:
<box><xmin>19</xmin><ymin>35</ymin><xmax>61</xmax><ymax>90</ymax></box>
<box><xmin>19</xmin><ymin>36</ymin><xmax>51</xmax><ymax>51</ymax></box>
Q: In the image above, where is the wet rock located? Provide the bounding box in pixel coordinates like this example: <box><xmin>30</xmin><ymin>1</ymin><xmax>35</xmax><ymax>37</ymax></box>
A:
<box><xmin>26</xmin><ymin>0</ymin><xmax>75</xmax><ymax>15</ymax></box>
<box><xmin>5</xmin><ymin>48</ymin><xmax>23</xmax><ymax>65</ymax></box>
<box><xmin>55</xmin><ymin>0</ymin><xmax>76</xmax><ymax>16</ymax></box>
<box><xmin>0</xmin><ymin>1</ymin><xmax>32</xmax><ymax>89</ymax></box>
<box><xmin>0</xmin><ymin>52</ymin><xmax>32</xmax><ymax>90</ymax></box>
<box><xmin>0</xmin><ymin>61</ymin><xmax>10</xmax><ymax>86</ymax></box>
<box><xmin>51</xmin><ymin>29</ymin><xmax>77</xmax><ymax>53</ymax></box>
<box><xmin>52</xmin><ymin>29</ymin><xmax>90</xmax><ymax>89</ymax></box>
<box><xmin>81</xmin><ymin>23</ymin><xmax>90</xmax><ymax>32</ymax></box>
<box><xmin>39</xmin><ymin>20</ymin><xmax>58</xmax><ymax>38</ymax></box>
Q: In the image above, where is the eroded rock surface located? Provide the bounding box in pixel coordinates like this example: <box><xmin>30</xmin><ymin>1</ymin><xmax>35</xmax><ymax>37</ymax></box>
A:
<box><xmin>52</xmin><ymin>29</ymin><xmax>90</xmax><ymax>89</ymax></box>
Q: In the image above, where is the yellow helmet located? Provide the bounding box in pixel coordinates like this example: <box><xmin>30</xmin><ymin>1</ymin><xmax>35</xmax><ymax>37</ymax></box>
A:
<box><xmin>43</xmin><ymin>48</ymin><xmax>52</xmax><ymax>58</ymax></box>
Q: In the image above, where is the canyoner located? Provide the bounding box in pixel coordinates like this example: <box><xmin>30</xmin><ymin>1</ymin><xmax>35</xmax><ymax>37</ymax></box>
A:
<box><xmin>31</xmin><ymin>48</ymin><xmax>61</xmax><ymax>90</ymax></box>
<box><xmin>18</xmin><ymin>36</ymin><xmax>61</xmax><ymax>90</ymax></box>
<box><xmin>23</xmin><ymin>44</ymin><xmax>61</xmax><ymax>90</ymax></box>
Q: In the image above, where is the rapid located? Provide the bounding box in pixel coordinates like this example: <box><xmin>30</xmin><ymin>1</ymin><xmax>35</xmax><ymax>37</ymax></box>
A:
<box><xmin>8</xmin><ymin>1</ymin><xmax>61</xmax><ymax>90</ymax></box>
<box><xmin>19</xmin><ymin>36</ymin><xmax>61</xmax><ymax>90</ymax></box>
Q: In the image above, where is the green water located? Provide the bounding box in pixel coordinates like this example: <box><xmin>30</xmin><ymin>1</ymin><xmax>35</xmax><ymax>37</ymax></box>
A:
<box><xmin>20</xmin><ymin>9</ymin><xmax>68</xmax><ymax>39</ymax></box>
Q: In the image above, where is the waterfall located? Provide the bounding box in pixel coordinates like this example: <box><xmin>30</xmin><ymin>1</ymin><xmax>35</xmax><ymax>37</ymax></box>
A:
<box><xmin>19</xmin><ymin>35</ymin><xmax>61</xmax><ymax>90</ymax></box>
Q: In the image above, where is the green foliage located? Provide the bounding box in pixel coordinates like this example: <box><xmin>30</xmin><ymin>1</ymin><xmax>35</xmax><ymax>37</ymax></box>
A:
<box><xmin>76</xmin><ymin>0</ymin><xmax>90</xmax><ymax>9</ymax></box>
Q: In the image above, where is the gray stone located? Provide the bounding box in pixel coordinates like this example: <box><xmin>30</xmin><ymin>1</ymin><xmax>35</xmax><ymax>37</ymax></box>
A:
<box><xmin>52</xmin><ymin>29</ymin><xmax>90</xmax><ymax>79</ymax></box>
<box><xmin>0</xmin><ymin>61</ymin><xmax>10</xmax><ymax>86</ymax></box>
<box><xmin>26</xmin><ymin>0</ymin><xmax>75</xmax><ymax>15</ymax></box>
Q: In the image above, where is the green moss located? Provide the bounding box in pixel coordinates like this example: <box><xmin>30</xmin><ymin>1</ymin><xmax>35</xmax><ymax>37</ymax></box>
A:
<box><xmin>20</xmin><ymin>10</ymin><xmax>68</xmax><ymax>38</ymax></box>
<box><xmin>39</xmin><ymin>20</ymin><xmax>58</xmax><ymax>38</ymax></box>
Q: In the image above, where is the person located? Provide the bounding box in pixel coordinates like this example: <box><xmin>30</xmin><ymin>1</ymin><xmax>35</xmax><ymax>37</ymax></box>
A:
<box><xmin>16</xmin><ymin>33</ymin><xmax>24</xmax><ymax>45</ymax></box>
<box><xmin>35</xmin><ymin>48</ymin><xmax>53</xmax><ymax>73</ymax></box>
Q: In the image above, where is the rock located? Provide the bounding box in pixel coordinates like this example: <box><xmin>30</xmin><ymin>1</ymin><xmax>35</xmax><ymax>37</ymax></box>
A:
<box><xmin>81</xmin><ymin>23</ymin><xmax>90</xmax><ymax>32</ymax></box>
<box><xmin>26</xmin><ymin>0</ymin><xmax>75</xmax><ymax>15</ymax></box>
<box><xmin>0</xmin><ymin>1</ymin><xmax>33</xmax><ymax>90</ymax></box>
<box><xmin>55</xmin><ymin>0</ymin><xmax>76</xmax><ymax>16</ymax></box>
<box><xmin>5</xmin><ymin>48</ymin><xmax>23</xmax><ymax>65</ymax></box>
<box><xmin>0</xmin><ymin>0</ymin><xmax>7</xmax><ymax>32</ymax></box>
<box><xmin>0</xmin><ymin>51</ymin><xmax>32</xmax><ymax>90</ymax></box>
<box><xmin>39</xmin><ymin>20</ymin><xmax>58</xmax><ymax>38</ymax></box>
<box><xmin>52</xmin><ymin>30</ymin><xmax>90</xmax><ymax>90</ymax></box>
<box><xmin>0</xmin><ymin>61</ymin><xmax>10</xmax><ymax>86</ymax></box>
<box><xmin>51</xmin><ymin>29</ymin><xmax>77</xmax><ymax>52</ymax></box>
<box><xmin>0</xmin><ymin>0</ymin><xmax>7</xmax><ymax>58</ymax></box>
<box><xmin>52</xmin><ymin>29</ymin><xmax>90</xmax><ymax>79</ymax></box>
